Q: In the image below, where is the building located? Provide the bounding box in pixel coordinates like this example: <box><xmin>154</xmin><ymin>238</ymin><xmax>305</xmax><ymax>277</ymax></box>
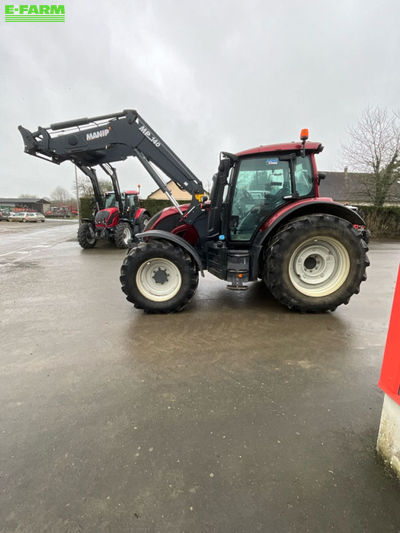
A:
<box><xmin>147</xmin><ymin>180</ymin><xmax>193</xmax><ymax>201</ymax></box>
<box><xmin>318</xmin><ymin>169</ymin><xmax>400</xmax><ymax>205</ymax></box>
<box><xmin>0</xmin><ymin>197</ymin><xmax>51</xmax><ymax>214</ymax></box>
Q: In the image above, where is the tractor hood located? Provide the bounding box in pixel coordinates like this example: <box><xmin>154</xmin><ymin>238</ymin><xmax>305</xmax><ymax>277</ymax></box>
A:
<box><xmin>95</xmin><ymin>207</ymin><xmax>119</xmax><ymax>227</ymax></box>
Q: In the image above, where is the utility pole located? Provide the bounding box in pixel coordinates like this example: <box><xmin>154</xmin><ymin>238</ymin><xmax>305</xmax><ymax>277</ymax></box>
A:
<box><xmin>74</xmin><ymin>165</ymin><xmax>80</xmax><ymax>222</ymax></box>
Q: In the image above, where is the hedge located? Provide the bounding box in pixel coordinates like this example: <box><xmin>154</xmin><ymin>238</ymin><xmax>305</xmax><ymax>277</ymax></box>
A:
<box><xmin>79</xmin><ymin>197</ymin><xmax>96</xmax><ymax>220</ymax></box>
<box><xmin>354</xmin><ymin>205</ymin><xmax>400</xmax><ymax>239</ymax></box>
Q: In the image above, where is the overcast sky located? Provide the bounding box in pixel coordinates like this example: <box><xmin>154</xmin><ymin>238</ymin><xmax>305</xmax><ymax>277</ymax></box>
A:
<box><xmin>1</xmin><ymin>0</ymin><xmax>400</xmax><ymax>199</ymax></box>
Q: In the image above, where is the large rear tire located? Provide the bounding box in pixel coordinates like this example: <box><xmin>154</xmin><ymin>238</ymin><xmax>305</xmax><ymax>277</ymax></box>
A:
<box><xmin>264</xmin><ymin>214</ymin><xmax>369</xmax><ymax>312</ymax></box>
<box><xmin>120</xmin><ymin>240</ymin><xmax>198</xmax><ymax>313</ymax></box>
<box><xmin>77</xmin><ymin>222</ymin><xmax>97</xmax><ymax>249</ymax></box>
<box><xmin>114</xmin><ymin>222</ymin><xmax>133</xmax><ymax>249</ymax></box>
<box><xmin>139</xmin><ymin>213</ymin><xmax>150</xmax><ymax>232</ymax></box>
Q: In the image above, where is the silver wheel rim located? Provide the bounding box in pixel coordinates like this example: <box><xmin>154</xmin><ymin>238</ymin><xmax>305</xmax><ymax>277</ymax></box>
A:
<box><xmin>136</xmin><ymin>257</ymin><xmax>182</xmax><ymax>302</ymax></box>
<box><xmin>122</xmin><ymin>227</ymin><xmax>131</xmax><ymax>245</ymax></box>
<box><xmin>143</xmin><ymin>217</ymin><xmax>150</xmax><ymax>229</ymax></box>
<box><xmin>288</xmin><ymin>236</ymin><xmax>350</xmax><ymax>297</ymax></box>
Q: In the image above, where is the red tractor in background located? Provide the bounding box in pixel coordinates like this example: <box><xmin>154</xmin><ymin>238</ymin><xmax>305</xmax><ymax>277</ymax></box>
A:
<box><xmin>45</xmin><ymin>206</ymin><xmax>72</xmax><ymax>218</ymax></box>
<box><xmin>79</xmin><ymin>187</ymin><xmax>150</xmax><ymax>249</ymax></box>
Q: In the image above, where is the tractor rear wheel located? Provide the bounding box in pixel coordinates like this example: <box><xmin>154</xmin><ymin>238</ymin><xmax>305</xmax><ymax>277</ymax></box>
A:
<box><xmin>120</xmin><ymin>240</ymin><xmax>198</xmax><ymax>313</ymax></box>
<box><xmin>77</xmin><ymin>222</ymin><xmax>97</xmax><ymax>249</ymax></box>
<box><xmin>138</xmin><ymin>213</ymin><xmax>150</xmax><ymax>232</ymax></box>
<box><xmin>264</xmin><ymin>214</ymin><xmax>369</xmax><ymax>312</ymax></box>
<box><xmin>114</xmin><ymin>222</ymin><xmax>133</xmax><ymax>249</ymax></box>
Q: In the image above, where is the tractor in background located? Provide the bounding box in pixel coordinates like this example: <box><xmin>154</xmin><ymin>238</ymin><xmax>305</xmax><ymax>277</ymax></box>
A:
<box><xmin>79</xmin><ymin>188</ymin><xmax>150</xmax><ymax>249</ymax></box>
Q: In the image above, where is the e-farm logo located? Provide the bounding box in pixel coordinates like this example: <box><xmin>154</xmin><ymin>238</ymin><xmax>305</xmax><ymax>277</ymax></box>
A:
<box><xmin>5</xmin><ymin>4</ymin><xmax>65</xmax><ymax>22</ymax></box>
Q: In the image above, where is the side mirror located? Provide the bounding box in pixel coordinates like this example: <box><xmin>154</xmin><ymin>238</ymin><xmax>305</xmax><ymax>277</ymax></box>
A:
<box><xmin>318</xmin><ymin>172</ymin><xmax>326</xmax><ymax>185</ymax></box>
<box><xmin>218</xmin><ymin>158</ymin><xmax>231</xmax><ymax>175</ymax></box>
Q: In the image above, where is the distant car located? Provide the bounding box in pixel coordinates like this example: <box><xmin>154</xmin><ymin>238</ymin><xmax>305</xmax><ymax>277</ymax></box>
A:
<box><xmin>24</xmin><ymin>212</ymin><xmax>45</xmax><ymax>223</ymax></box>
<box><xmin>0</xmin><ymin>210</ymin><xmax>10</xmax><ymax>221</ymax></box>
<box><xmin>8</xmin><ymin>211</ymin><xmax>45</xmax><ymax>222</ymax></box>
<box><xmin>8</xmin><ymin>212</ymin><xmax>25</xmax><ymax>221</ymax></box>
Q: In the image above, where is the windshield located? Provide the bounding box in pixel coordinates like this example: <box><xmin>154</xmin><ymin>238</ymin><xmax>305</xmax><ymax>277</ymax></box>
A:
<box><xmin>104</xmin><ymin>192</ymin><xmax>116</xmax><ymax>208</ymax></box>
<box><xmin>230</xmin><ymin>155</ymin><xmax>314</xmax><ymax>241</ymax></box>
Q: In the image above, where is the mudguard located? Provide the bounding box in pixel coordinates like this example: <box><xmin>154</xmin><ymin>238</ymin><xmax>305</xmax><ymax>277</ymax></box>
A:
<box><xmin>134</xmin><ymin>229</ymin><xmax>204</xmax><ymax>276</ymax></box>
<box><xmin>134</xmin><ymin>207</ymin><xmax>150</xmax><ymax>220</ymax></box>
<box><xmin>250</xmin><ymin>199</ymin><xmax>368</xmax><ymax>280</ymax></box>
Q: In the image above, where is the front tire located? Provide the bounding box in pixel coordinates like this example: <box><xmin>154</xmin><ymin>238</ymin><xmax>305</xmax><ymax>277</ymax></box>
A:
<box><xmin>120</xmin><ymin>240</ymin><xmax>198</xmax><ymax>313</ymax></box>
<box><xmin>114</xmin><ymin>222</ymin><xmax>133</xmax><ymax>249</ymax></box>
<box><xmin>77</xmin><ymin>222</ymin><xmax>97</xmax><ymax>249</ymax></box>
<box><xmin>264</xmin><ymin>214</ymin><xmax>369</xmax><ymax>312</ymax></box>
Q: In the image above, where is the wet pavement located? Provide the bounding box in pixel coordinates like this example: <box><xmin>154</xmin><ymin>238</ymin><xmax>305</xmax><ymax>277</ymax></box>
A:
<box><xmin>1</xmin><ymin>222</ymin><xmax>400</xmax><ymax>532</ymax></box>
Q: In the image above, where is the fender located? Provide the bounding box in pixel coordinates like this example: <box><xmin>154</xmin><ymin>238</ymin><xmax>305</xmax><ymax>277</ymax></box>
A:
<box><xmin>134</xmin><ymin>207</ymin><xmax>150</xmax><ymax>220</ymax></box>
<box><xmin>171</xmin><ymin>224</ymin><xmax>199</xmax><ymax>246</ymax></box>
<box><xmin>250</xmin><ymin>199</ymin><xmax>367</xmax><ymax>280</ymax></box>
<box><xmin>134</xmin><ymin>229</ymin><xmax>204</xmax><ymax>276</ymax></box>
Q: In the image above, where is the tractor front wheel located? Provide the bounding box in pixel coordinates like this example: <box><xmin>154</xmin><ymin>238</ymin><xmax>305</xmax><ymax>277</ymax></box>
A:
<box><xmin>120</xmin><ymin>240</ymin><xmax>198</xmax><ymax>313</ymax></box>
<box><xmin>264</xmin><ymin>214</ymin><xmax>369</xmax><ymax>312</ymax></box>
<box><xmin>77</xmin><ymin>222</ymin><xmax>97</xmax><ymax>249</ymax></box>
<box><xmin>114</xmin><ymin>222</ymin><xmax>133</xmax><ymax>249</ymax></box>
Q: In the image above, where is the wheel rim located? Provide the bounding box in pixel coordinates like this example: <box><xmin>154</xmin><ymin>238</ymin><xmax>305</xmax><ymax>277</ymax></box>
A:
<box><xmin>143</xmin><ymin>217</ymin><xmax>150</xmax><ymax>229</ymax></box>
<box><xmin>122</xmin><ymin>227</ymin><xmax>131</xmax><ymax>244</ymax></box>
<box><xmin>136</xmin><ymin>258</ymin><xmax>182</xmax><ymax>302</ymax></box>
<box><xmin>288</xmin><ymin>236</ymin><xmax>350</xmax><ymax>297</ymax></box>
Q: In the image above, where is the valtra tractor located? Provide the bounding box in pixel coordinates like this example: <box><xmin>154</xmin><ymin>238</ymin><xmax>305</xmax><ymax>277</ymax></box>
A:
<box><xmin>79</xmin><ymin>186</ymin><xmax>150</xmax><ymax>249</ymax></box>
<box><xmin>19</xmin><ymin>109</ymin><xmax>369</xmax><ymax>313</ymax></box>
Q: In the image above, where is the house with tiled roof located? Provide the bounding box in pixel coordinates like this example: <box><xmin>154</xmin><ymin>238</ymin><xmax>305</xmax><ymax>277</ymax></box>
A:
<box><xmin>318</xmin><ymin>169</ymin><xmax>400</xmax><ymax>205</ymax></box>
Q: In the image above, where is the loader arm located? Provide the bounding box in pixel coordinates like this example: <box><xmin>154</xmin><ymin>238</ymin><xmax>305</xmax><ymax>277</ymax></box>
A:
<box><xmin>18</xmin><ymin>109</ymin><xmax>204</xmax><ymax>212</ymax></box>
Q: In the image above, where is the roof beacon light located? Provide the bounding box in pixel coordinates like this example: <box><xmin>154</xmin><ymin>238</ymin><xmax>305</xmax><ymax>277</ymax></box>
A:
<box><xmin>300</xmin><ymin>128</ymin><xmax>309</xmax><ymax>141</ymax></box>
<box><xmin>300</xmin><ymin>128</ymin><xmax>309</xmax><ymax>158</ymax></box>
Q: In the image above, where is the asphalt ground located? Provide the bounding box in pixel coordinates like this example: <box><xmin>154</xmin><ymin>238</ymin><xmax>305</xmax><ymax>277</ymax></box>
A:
<box><xmin>1</xmin><ymin>221</ymin><xmax>400</xmax><ymax>532</ymax></box>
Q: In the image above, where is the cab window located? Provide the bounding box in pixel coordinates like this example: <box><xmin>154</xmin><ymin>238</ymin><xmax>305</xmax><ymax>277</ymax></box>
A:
<box><xmin>230</xmin><ymin>155</ymin><xmax>314</xmax><ymax>241</ymax></box>
<box><xmin>294</xmin><ymin>156</ymin><xmax>313</xmax><ymax>196</ymax></box>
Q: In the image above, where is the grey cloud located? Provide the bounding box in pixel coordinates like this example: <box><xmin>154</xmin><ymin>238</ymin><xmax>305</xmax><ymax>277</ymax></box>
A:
<box><xmin>1</xmin><ymin>0</ymin><xmax>400</xmax><ymax>198</ymax></box>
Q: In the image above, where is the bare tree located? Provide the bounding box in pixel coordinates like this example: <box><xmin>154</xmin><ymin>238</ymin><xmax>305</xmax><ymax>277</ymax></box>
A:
<box><xmin>51</xmin><ymin>186</ymin><xmax>71</xmax><ymax>204</ymax></box>
<box><xmin>73</xmin><ymin>176</ymin><xmax>113</xmax><ymax>198</ymax></box>
<box><xmin>343</xmin><ymin>106</ymin><xmax>400</xmax><ymax>207</ymax></box>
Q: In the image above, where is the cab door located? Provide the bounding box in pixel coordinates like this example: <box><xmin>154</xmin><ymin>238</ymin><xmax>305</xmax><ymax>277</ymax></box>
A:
<box><xmin>229</xmin><ymin>154</ymin><xmax>314</xmax><ymax>242</ymax></box>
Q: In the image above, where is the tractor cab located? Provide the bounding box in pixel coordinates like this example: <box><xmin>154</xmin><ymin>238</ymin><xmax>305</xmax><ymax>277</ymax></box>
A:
<box><xmin>207</xmin><ymin>134</ymin><xmax>323</xmax><ymax>244</ymax></box>
<box><xmin>103</xmin><ymin>190</ymin><xmax>139</xmax><ymax>218</ymax></box>
<box><xmin>124</xmin><ymin>191</ymin><xmax>140</xmax><ymax>218</ymax></box>
<box><xmin>228</xmin><ymin>150</ymin><xmax>317</xmax><ymax>241</ymax></box>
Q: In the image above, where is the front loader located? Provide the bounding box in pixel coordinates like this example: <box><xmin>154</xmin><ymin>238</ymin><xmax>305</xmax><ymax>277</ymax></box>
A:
<box><xmin>19</xmin><ymin>113</ymin><xmax>151</xmax><ymax>249</ymax></box>
<box><xmin>19</xmin><ymin>110</ymin><xmax>369</xmax><ymax>313</ymax></box>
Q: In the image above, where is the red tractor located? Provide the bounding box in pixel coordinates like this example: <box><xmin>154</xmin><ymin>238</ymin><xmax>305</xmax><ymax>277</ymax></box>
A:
<box><xmin>78</xmin><ymin>187</ymin><xmax>150</xmax><ymax>249</ymax></box>
<box><xmin>19</xmin><ymin>111</ymin><xmax>369</xmax><ymax>313</ymax></box>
